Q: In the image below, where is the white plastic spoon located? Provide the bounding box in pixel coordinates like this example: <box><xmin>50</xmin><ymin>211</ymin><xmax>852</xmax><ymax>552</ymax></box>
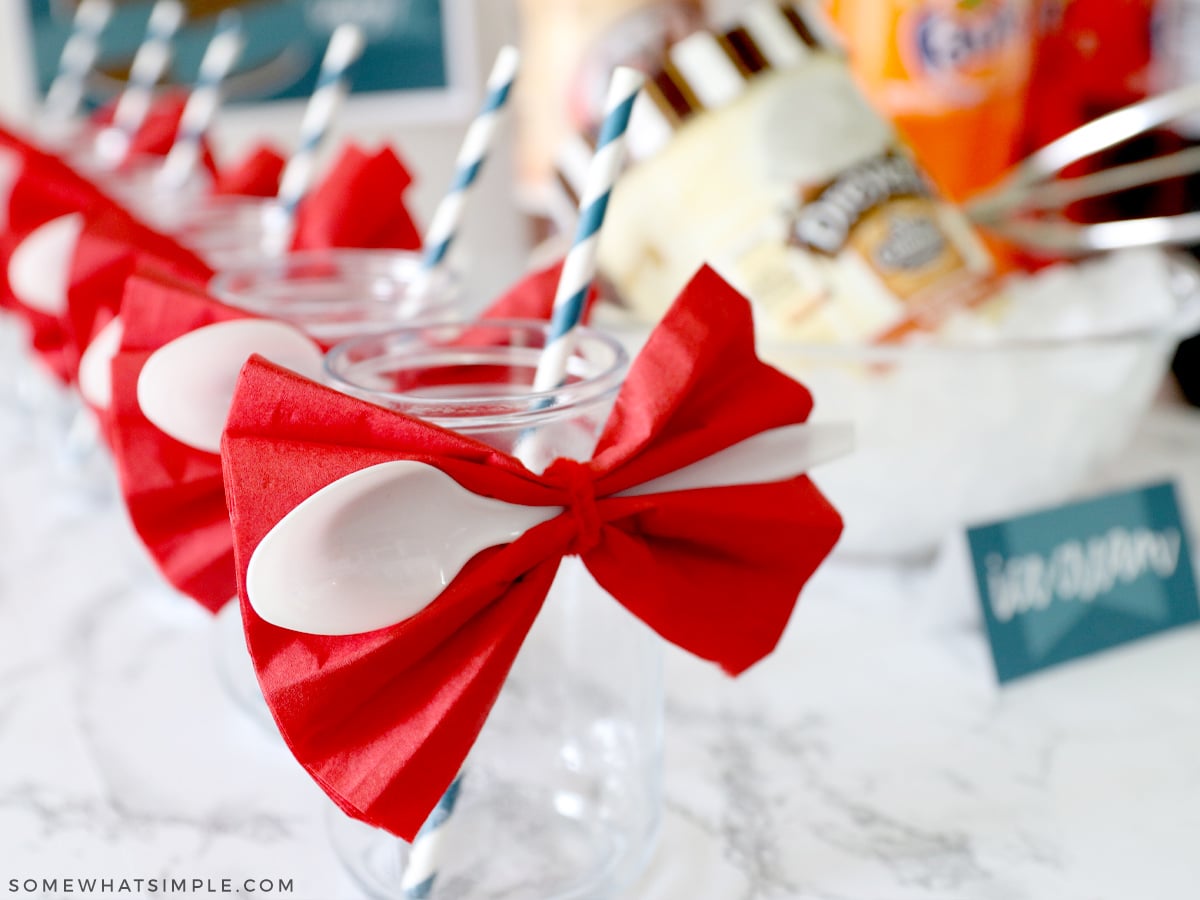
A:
<box><xmin>78</xmin><ymin>315</ymin><xmax>124</xmax><ymax>409</ymax></box>
<box><xmin>246</xmin><ymin>421</ymin><xmax>853</xmax><ymax>635</ymax></box>
<box><xmin>8</xmin><ymin>213</ymin><xmax>85</xmax><ymax>316</ymax></box>
<box><xmin>137</xmin><ymin>318</ymin><xmax>324</xmax><ymax>454</ymax></box>
<box><xmin>247</xmin><ymin>460</ymin><xmax>556</xmax><ymax>636</ymax></box>
<box><xmin>0</xmin><ymin>148</ymin><xmax>20</xmax><ymax>232</ymax></box>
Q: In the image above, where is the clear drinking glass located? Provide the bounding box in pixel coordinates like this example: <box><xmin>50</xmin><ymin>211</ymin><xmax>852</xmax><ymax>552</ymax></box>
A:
<box><xmin>99</xmin><ymin>158</ymin><xmax>212</xmax><ymax>230</ymax></box>
<box><xmin>209</xmin><ymin>248</ymin><xmax>460</xmax><ymax>340</ymax></box>
<box><xmin>761</xmin><ymin>252</ymin><xmax>1200</xmax><ymax>560</ymax></box>
<box><xmin>321</xmin><ymin>320</ymin><xmax>664</xmax><ymax>900</ymax></box>
<box><xmin>1</xmin><ymin>152</ymin><xmax>211</xmax><ymax>500</ymax></box>
<box><xmin>170</xmin><ymin>195</ymin><xmax>280</xmax><ymax>269</ymax></box>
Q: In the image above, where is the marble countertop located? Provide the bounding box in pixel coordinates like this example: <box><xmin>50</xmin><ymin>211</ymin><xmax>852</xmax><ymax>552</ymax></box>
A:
<box><xmin>2</xmin><ymin>378</ymin><xmax>1199</xmax><ymax>900</ymax></box>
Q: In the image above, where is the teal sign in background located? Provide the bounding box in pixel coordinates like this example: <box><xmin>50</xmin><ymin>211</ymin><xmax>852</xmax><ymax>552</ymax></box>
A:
<box><xmin>25</xmin><ymin>0</ymin><xmax>450</xmax><ymax>107</ymax></box>
<box><xmin>967</xmin><ymin>482</ymin><xmax>1200</xmax><ymax>683</ymax></box>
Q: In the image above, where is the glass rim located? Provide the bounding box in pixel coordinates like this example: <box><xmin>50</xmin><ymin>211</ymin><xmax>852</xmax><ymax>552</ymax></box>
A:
<box><xmin>758</xmin><ymin>313</ymin><xmax>1200</xmax><ymax>363</ymax></box>
<box><xmin>323</xmin><ymin>318</ymin><xmax>631</xmax><ymax>430</ymax></box>
<box><xmin>208</xmin><ymin>248</ymin><xmax>460</xmax><ymax>339</ymax></box>
<box><xmin>169</xmin><ymin>193</ymin><xmax>282</xmax><ymax>231</ymax></box>
<box><xmin>209</xmin><ymin>246</ymin><xmax>432</xmax><ymax>281</ymax></box>
<box><xmin>184</xmin><ymin>192</ymin><xmax>279</xmax><ymax>212</ymax></box>
<box><xmin>207</xmin><ymin>247</ymin><xmax>455</xmax><ymax>297</ymax></box>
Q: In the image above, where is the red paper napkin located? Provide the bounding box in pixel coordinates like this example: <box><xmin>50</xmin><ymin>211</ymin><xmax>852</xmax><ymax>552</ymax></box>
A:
<box><xmin>108</xmin><ymin>259</ymin><xmax>585</xmax><ymax>612</ymax></box>
<box><xmin>221</xmin><ymin>265</ymin><xmax>844</xmax><ymax>839</ymax></box>
<box><xmin>63</xmin><ymin>207</ymin><xmax>212</xmax><ymax>383</ymax></box>
<box><xmin>90</xmin><ymin>90</ymin><xmax>219</xmax><ymax>178</ymax></box>
<box><xmin>110</xmin><ymin>273</ymin><xmax>258</xmax><ymax>609</ymax></box>
<box><xmin>290</xmin><ymin>144</ymin><xmax>422</xmax><ymax>252</ymax></box>
<box><xmin>0</xmin><ymin>128</ymin><xmax>155</xmax><ymax>380</ymax></box>
<box><xmin>213</xmin><ymin>144</ymin><xmax>286</xmax><ymax>198</ymax></box>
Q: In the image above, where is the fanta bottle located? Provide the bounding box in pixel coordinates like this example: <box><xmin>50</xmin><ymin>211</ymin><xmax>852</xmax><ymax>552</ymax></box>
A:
<box><xmin>828</xmin><ymin>0</ymin><xmax>1035</xmax><ymax>201</ymax></box>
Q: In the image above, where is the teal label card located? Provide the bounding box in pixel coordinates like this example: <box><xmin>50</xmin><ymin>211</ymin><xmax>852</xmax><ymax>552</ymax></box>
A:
<box><xmin>967</xmin><ymin>482</ymin><xmax>1200</xmax><ymax>683</ymax></box>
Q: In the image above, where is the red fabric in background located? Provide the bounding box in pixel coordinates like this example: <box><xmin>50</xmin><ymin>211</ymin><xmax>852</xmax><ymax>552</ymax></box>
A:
<box><xmin>221</xmin><ymin>266</ymin><xmax>844</xmax><ymax>840</ymax></box>
<box><xmin>3</xmin><ymin>133</ymin><xmax>423</xmax><ymax>382</ymax></box>
<box><xmin>1023</xmin><ymin>0</ymin><xmax>1154</xmax><ymax>154</ymax></box>
<box><xmin>1007</xmin><ymin>0</ymin><xmax>1161</xmax><ymax>266</ymax></box>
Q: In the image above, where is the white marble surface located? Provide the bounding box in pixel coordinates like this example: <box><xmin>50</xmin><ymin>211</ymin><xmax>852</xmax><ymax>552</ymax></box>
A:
<box><xmin>2</xmin><ymin>365</ymin><xmax>1200</xmax><ymax>900</ymax></box>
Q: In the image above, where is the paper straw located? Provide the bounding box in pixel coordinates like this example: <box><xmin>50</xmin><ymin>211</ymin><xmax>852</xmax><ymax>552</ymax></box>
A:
<box><xmin>97</xmin><ymin>0</ymin><xmax>185</xmax><ymax>167</ymax></box>
<box><xmin>270</xmin><ymin>24</ymin><xmax>365</xmax><ymax>249</ymax></box>
<box><xmin>400</xmin><ymin>774</ymin><xmax>464</xmax><ymax>899</ymax></box>
<box><xmin>42</xmin><ymin>0</ymin><xmax>114</xmax><ymax>126</ymax></box>
<box><xmin>157</xmin><ymin>11</ymin><xmax>243</xmax><ymax>190</ymax></box>
<box><xmin>531</xmin><ymin>66</ymin><xmax>643</xmax><ymax>393</ymax></box>
<box><xmin>419</xmin><ymin>45</ymin><xmax>520</xmax><ymax>272</ymax></box>
<box><xmin>393</xmin><ymin>50</ymin><xmax>521</xmax><ymax>894</ymax></box>
<box><xmin>400</xmin><ymin>74</ymin><xmax>639</xmax><ymax>895</ymax></box>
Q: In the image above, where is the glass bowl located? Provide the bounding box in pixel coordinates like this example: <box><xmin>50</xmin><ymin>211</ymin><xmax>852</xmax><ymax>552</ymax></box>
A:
<box><xmin>762</xmin><ymin>252</ymin><xmax>1200</xmax><ymax>560</ymax></box>
<box><xmin>593</xmin><ymin>250</ymin><xmax>1200</xmax><ymax>561</ymax></box>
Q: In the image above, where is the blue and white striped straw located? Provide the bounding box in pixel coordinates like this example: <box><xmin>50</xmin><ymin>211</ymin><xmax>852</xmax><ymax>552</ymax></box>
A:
<box><xmin>42</xmin><ymin>0</ymin><xmax>114</xmax><ymax>126</ymax></box>
<box><xmin>531</xmin><ymin>66</ymin><xmax>644</xmax><ymax>393</ymax></box>
<box><xmin>158</xmin><ymin>11</ymin><xmax>243</xmax><ymax>190</ymax></box>
<box><xmin>268</xmin><ymin>24</ymin><xmax>365</xmax><ymax>251</ymax></box>
<box><xmin>420</xmin><ymin>45</ymin><xmax>520</xmax><ymax>272</ymax></box>
<box><xmin>97</xmin><ymin>0</ymin><xmax>185</xmax><ymax>167</ymax></box>
<box><xmin>400</xmin><ymin>774</ymin><xmax>465</xmax><ymax>899</ymax></box>
<box><xmin>395</xmin><ymin>52</ymin><xmax>520</xmax><ymax>894</ymax></box>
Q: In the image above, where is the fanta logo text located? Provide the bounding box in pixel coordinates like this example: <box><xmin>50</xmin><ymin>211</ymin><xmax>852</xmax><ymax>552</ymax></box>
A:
<box><xmin>913</xmin><ymin>4</ymin><xmax>1023</xmax><ymax>73</ymax></box>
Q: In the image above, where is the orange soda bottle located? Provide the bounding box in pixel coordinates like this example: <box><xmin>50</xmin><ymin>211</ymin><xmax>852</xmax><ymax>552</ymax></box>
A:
<box><xmin>828</xmin><ymin>0</ymin><xmax>1035</xmax><ymax>201</ymax></box>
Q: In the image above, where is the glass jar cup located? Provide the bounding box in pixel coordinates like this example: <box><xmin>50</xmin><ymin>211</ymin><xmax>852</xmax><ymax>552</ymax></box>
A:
<box><xmin>321</xmin><ymin>319</ymin><xmax>664</xmax><ymax>900</ymax></box>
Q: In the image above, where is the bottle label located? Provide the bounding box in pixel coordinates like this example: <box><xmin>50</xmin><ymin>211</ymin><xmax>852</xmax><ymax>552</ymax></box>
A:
<box><xmin>907</xmin><ymin>1</ymin><xmax>1025</xmax><ymax>76</ymax></box>
<box><xmin>793</xmin><ymin>151</ymin><xmax>934</xmax><ymax>254</ymax></box>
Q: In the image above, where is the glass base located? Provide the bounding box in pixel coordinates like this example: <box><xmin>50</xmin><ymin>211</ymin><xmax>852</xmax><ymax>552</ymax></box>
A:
<box><xmin>2</xmin><ymin>354</ymin><xmax>114</xmax><ymax>508</ymax></box>
<box><xmin>325</xmin><ymin>560</ymin><xmax>662</xmax><ymax>900</ymax></box>
<box><xmin>326</xmin><ymin>778</ymin><xmax>659</xmax><ymax>900</ymax></box>
<box><xmin>211</xmin><ymin>599</ymin><xmax>278</xmax><ymax>734</ymax></box>
<box><xmin>55</xmin><ymin>407</ymin><xmax>117</xmax><ymax>509</ymax></box>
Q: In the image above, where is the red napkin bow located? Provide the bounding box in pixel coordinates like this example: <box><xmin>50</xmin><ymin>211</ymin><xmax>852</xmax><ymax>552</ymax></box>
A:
<box><xmin>213</xmin><ymin>144</ymin><xmax>286</xmax><ymax>198</ymax></box>
<box><xmin>0</xmin><ymin>128</ymin><xmax>118</xmax><ymax>379</ymax></box>
<box><xmin>110</xmin><ymin>272</ymin><xmax>259</xmax><ymax>609</ymax></box>
<box><xmin>67</xmin><ymin>210</ymin><xmax>213</xmax><ymax>373</ymax></box>
<box><xmin>0</xmin><ymin>126</ymin><xmax>214</xmax><ymax>382</ymax></box>
<box><xmin>109</xmin><ymin>257</ymin><xmax>604</xmax><ymax>612</ymax></box>
<box><xmin>289</xmin><ymin>144</ymin><xmax>422</xmax><ymax>252</ymax></box>
<box><xmin>221</xmin><ymin>266</ymin><xmax>843</xmax><ymax>839</ymax></box>
<box><xmin>8</xmin><ymin>136</ymin><xmax>423</xmax><ymax>385</ymax></box>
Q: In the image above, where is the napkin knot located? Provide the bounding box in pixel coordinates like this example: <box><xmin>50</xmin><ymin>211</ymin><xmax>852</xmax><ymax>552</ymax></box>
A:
<box><xmin>545</xmin><ymin>458</ymin><xmax>602</xmax><ymax>556</ymax></box>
